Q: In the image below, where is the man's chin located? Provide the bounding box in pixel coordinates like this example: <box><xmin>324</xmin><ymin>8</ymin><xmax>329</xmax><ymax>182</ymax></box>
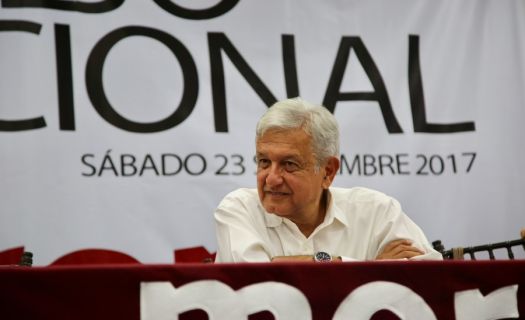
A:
<box><xmin>263</xmin><ymin>205</ymin><xmax>290</xmax><ymax>217</ymax></box>
<box><xmin>270</xmin><ymin>212</ymin><xmax>291</xmax><ymax>219</ymax></box>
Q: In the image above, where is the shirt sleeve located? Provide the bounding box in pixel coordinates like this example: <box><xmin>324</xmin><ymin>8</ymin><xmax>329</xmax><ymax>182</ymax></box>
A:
<box><xmin>372</xmin><ymin>197</ymin><xmax>443</xmax><ymax>261</ymax></box>
<box><xmin>214</xmin><ymin>190</ymin><xmax>273</xmax><ymax>263</ymax></box>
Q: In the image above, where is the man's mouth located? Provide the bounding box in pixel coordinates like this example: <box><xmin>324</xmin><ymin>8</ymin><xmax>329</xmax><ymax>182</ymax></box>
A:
<box><xmin>265</xmin><ymin>190</ymin><xmax>290</xmax><ymax>196</ymax></box>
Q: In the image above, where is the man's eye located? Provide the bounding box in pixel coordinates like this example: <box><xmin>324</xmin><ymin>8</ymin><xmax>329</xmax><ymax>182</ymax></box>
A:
<box><xmin>258</xmin><ymin>159</ymin><xmax>270</xmax><ymax>168</ymax></box>
<box><xmin>284</xmin><ymin>161</ymin><xmax>299</xmax><ymax>171</ymax></box>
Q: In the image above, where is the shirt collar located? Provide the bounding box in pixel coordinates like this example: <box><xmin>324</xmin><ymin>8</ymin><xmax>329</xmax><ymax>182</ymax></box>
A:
<box><xmin>263</xmin><ymin>205</ymin><xmax>284</xmax><ymax>227</ymax></box>
<box><xmin>327</xmin><ymin>189</ymin><xmax>349</xmax><ymax>227</ymax></box>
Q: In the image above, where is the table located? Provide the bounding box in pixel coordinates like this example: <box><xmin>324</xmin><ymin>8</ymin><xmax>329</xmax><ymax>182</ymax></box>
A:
<box><xmin>1</xmin><ymin>260</ymin><xmax>524</xmax><ymax>319</ymax></box>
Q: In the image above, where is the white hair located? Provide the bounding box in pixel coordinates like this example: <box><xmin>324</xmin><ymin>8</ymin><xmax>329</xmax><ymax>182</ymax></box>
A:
<box><xmin>256</xmin><ymin>97</ymin><xmax>340</xmax><ymax>167</ymax></box>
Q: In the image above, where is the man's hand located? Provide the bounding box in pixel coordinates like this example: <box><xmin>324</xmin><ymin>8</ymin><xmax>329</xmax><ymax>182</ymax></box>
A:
<box><xmin>375</xmin><ymin>239</ymin><xmax>425</xmax><ymax>260</ymax></box>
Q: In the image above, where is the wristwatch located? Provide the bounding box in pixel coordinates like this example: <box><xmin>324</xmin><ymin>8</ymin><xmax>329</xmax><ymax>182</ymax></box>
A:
<box><xmin>313</xmin><ymin>251</ymin><xmax>332</xmax><ymax>262</ymax></box>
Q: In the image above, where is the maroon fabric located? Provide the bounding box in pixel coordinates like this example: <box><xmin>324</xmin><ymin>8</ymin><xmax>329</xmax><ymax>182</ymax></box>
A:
<box><xmin>174</xmin><ymin>246</ymin><xmax>216</xmax><ymax>263</ymax></box>
<box><xmin>50</xmin><ymin>248</ymin><xmax>141</xmax><ymax>265</ymax></box>
<box><xmin>0</xmin><ymin>246</ymin><xmax>24</xmax><ymax>265</ymax></box>
<box><xmin>0</xmin><ymin>260</ymin><xmax>523</xmax><ymax>320</ymax></box>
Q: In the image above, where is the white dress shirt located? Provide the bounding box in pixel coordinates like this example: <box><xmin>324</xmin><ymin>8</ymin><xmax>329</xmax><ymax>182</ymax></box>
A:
<box><xmin>214</xmin><ymin>187</ymin><xmax>442</xmax><ymax>262</ymax></box>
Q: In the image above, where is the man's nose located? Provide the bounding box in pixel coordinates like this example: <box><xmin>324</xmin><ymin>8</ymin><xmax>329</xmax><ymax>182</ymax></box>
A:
<box><xmin>265</xmin><ymin>165</ymin><xmax>283</xmax><ymax>186</ymax></box>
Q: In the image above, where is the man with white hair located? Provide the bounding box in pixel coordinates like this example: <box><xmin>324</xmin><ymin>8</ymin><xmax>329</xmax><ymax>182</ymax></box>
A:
<box><xmin>214</xmin><ymin>97</ymin><xmax>442</xmax><ymax>262</ymax></box>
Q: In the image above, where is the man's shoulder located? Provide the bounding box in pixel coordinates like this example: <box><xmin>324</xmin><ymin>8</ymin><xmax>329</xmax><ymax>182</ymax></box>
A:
<box><xmin>331</xmin><ymin>186</ymin><xmax>389</xmax><ymax>198</ymax></box>
<box><xmin>224</xmin><ymin>187</ymin><xmax>258</xmax><ymax>198</ymax></box>
<box><xmin>216</xmin><ymin>188</ymin><xmax>264</xmax><ymax>220</ymax></box>
<box><xmin>330</xmin><ymin>186</ymin><xmax>393</xmax><ymax>204</ymax></box>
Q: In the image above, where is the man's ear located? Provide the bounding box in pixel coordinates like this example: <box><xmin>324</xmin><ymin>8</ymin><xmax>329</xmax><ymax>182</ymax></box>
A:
<box><xmin>322</xmin><ymin>156</ymin><xmax>340</xmax><ymax>189</ymax></box>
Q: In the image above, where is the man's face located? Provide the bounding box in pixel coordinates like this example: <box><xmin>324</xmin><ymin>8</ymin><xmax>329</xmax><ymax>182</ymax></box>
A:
<box><xmin>256</xmin><ymin>128</ymin><xmax>327</xmax><ymax>222</ymax></box>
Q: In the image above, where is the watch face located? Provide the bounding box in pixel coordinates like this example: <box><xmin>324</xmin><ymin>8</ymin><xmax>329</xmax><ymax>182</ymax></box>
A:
<box><xmin>314</xmin><ymin>251</ymin><xmax>332</xmax><ymax>262</ymax></box>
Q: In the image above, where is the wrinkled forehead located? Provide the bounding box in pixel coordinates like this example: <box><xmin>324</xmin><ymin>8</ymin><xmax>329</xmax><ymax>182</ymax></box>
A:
<box><xmin>256</xmin><ymin>128</ymin><xmax>314</xmax><ymax>157</ymax></box>
<box><xmin>256</xmin><ymin>127</ymin><xmax>311</xmax><ymax>144</ymax></box>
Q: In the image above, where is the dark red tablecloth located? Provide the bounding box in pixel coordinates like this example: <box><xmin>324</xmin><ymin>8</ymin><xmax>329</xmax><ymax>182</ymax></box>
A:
<box><xmin>0</xmin><ymin>260</ymin><xmax>523</xmax><ymax>319</ymax></box>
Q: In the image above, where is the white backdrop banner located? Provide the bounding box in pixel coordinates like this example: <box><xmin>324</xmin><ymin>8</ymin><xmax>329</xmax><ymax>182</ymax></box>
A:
<box><xmin>1</xmin><ymin>0</ymin><xmax>524</xmax><ymax>264</ymax></box>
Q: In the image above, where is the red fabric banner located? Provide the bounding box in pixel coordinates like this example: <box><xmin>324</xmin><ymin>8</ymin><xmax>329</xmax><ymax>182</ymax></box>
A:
<box><xmin>0</xmin><ymin>261</ymin><xmax>523</xmax><ymax>319</ymax></box>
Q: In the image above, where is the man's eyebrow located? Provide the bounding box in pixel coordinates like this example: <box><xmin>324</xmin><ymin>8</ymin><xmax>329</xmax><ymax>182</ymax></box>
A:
<box><xmin>256</xmin><ymin>151</ymin><xmax>300</xmax><ymax>158</ymax></box>
<box><xmin>281</xmin><ymin>155</ymin><xmax>301</xmax><ymax>161</ymax></box>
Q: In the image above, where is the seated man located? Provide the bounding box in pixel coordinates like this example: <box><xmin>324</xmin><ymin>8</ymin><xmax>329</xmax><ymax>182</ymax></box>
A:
<box><xmin>214</xmin><ymin>98</ymin><xmax>442</xmax><ymax>262</ymax></box>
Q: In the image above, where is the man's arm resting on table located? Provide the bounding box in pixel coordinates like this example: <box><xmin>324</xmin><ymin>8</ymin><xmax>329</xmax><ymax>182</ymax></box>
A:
<box><xmin>271</xmin><ymin>255</ymin><xmax>343</xmax><ymax>262</ymax></box>
<box><xmin>375</xmin><ymin>239</ymin><xmax>425</xmax><ymax>260</ymax></box>
<box><xmin>271</xmin><ymin>239</ymin><xmax>425</xmax><ymax>262</ymax></box>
